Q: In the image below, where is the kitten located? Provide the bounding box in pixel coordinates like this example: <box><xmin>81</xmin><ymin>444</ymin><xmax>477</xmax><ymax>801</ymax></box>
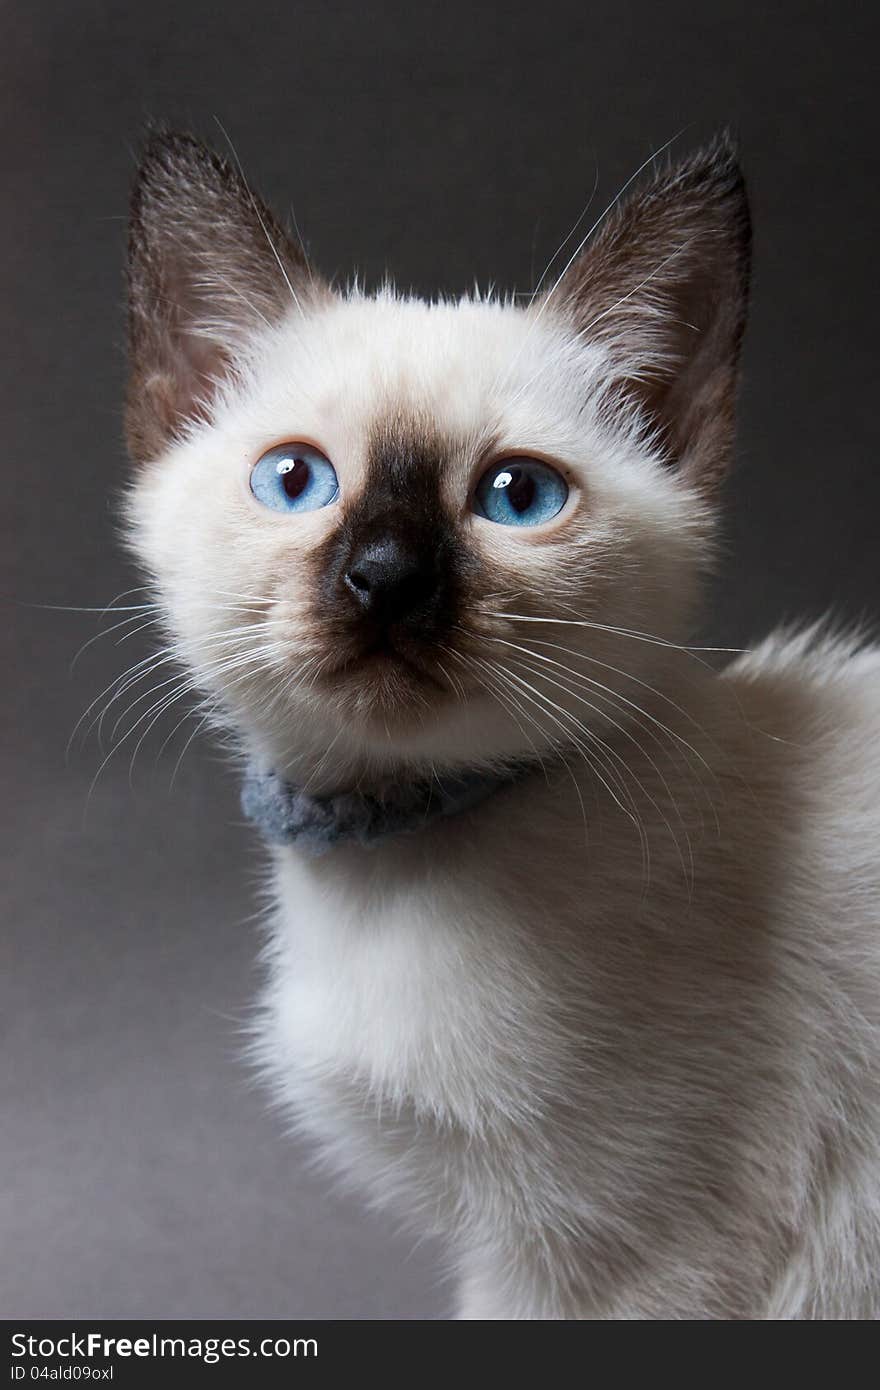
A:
<box><xmin>124</xmin><ymin>131</ymin><xmax>880</xmax><ymax>1319</ymax></box>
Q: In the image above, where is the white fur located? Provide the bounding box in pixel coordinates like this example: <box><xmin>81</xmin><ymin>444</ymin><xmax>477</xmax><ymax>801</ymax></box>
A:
<box><xmin>129</xmin><ymin>290</ymin><xmax>880</xmax><ymax>1319</ymax></box>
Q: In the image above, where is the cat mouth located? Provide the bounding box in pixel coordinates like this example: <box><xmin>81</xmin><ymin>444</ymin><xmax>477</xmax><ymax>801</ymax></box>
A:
<box><xmin>320</xmin><ymin>636</ymin><xmax>446</xmax><ymax>694</ymax></box>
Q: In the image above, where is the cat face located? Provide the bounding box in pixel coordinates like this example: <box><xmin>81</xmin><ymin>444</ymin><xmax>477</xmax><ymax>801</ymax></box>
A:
<box><xmin>125</xmin><ymin>134</ymin><xmax>749</xmax><ymax>781</ymax></box>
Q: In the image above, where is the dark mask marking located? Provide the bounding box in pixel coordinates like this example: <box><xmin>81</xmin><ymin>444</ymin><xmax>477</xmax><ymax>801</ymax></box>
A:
<box><xmin>313</xmin><ymin>415</ymin><xmax>477</xmax><ymax>653</ymax></box>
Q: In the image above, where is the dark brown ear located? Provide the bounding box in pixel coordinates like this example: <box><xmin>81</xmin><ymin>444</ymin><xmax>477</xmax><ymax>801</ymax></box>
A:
<box><xmin>549</xmin><ymin>135</ymin><xmax>751</xmax><ymax>492</ymax></box>
<box><xmin>126</xmin><ymin>130</ymin><xmax>324</xmax><ymax>463</ymax></box>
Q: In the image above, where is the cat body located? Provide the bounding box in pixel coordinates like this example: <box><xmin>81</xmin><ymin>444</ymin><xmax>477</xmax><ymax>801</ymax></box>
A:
<box><xmin>258</xmin><ymin>633</ymin><xmax>880</xmax><ymax>1319</ymax></box>
<box><xmin>123</xmin><ymin>133</ymin><xmax>880</xmax><ymax>1318</ymax></box>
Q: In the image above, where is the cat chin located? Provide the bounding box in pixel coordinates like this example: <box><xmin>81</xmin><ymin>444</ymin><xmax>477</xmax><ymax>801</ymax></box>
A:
<box><xmin>237</xmin><ymin>673</ymin><xmax>541</xmax><ymax>785</ymax></box>
<box><xmin>285</xmin><ymin>638</ymin><xmax>458</xmax><ymax>731</ymax></box>
<box><xmin>329</xmin><ymin>689</ymin><xmax>446</xmax><ymax>740</ymax></box>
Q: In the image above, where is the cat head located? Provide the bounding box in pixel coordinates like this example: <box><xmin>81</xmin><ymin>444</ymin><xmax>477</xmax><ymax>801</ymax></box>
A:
<box><xmin>125</xmin><ymin>131</ymin><xmax>749</xmax><ymax>785</ymax></box>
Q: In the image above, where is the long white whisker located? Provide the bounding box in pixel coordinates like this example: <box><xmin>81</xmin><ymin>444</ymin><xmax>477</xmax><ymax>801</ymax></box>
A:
<box><xmin>487</xmin><ymin>632</ymin><xmax>720</xmax><ymax>767</ymax></box>
<box><xmin>69</xmin><ymin>610</ymin><xmax>159</xmax><ymax>672</ymax></box>
<box><xmin>483</xmin><ymin>632</ymin><xmax>723</xmax><ymax>838</ymax></box>
<box><xmin>69</xmin><ymin>649</ymin><xmax>178</xmax><ymax>758</ymax></box>
<box><xmin>451</xmin><ymin>649</ymin><xmax>553</xmax><ymax>784</ymax></box>
<box><xmin>169</xmin><ymin>713</ymin><xmax>212</xmax><ymax>791</ymax></box>
<box><xmin>489</xmin><ymin>657</ymin><xmax>645</xmax><ymax>875</ymax></box>
<box><xmin>508</xmin><ymin>653</ymin><xmax>695</xmax><ymax>889</ymax></box>
<box><xmin>481</xmin><ymin>609</ymin><xmax>747</xmax><ymax>657</ymax></box>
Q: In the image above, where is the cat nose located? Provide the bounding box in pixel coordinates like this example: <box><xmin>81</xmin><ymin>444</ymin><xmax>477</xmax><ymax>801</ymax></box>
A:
<box><xmin>342</xmin><ymin>537</ymin><xmax>437</xmax><ymax>625</ymax></box>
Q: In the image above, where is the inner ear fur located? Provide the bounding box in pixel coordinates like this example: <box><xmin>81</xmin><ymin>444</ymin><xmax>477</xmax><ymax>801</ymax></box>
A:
<box><xmin>550</xmin><ymin>135</ymin><xmax>751</xmax><ymax>492</ymax></box>
<box><xmin>126</xmin><ymin>130</ymin><xmax>325</xmax><ymax>463</ymax></box>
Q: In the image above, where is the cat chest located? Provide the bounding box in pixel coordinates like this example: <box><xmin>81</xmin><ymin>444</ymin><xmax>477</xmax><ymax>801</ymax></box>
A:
<box><xmin>269</xmin><ymin>857</ymin><xmax>551</xmax><ymax>1122</ymax></box>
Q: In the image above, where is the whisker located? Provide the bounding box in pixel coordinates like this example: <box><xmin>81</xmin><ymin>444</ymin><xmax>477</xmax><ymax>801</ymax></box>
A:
<box><xmin>488</xmin><ymin>658</ymin><xmax>646</xmax><ymax>877</ymax></box>
<box><xmin>69</xmin><ymin>610</ymin><xmax>160</xmax><ymax>672</ymax></box>
<box><xmin>508</xmin><ymin>654</ymin><xmax>695</xmax><ymax>890</ymax></box>
<box><xmin>480</xmin><ymin>629</ymin><xmax>723</xmax><ymax>840</ymax></box>
<box><xmin>168</xmin><ymin>712</ymin><xmax>212</xmax><ymax>791</ymax></box>
<box><xmin>486</xmin><ymin>632</ymin><xmax>722</xmax><ymax>777</ymax></box>
<box><xmin>450</xmin><ymin>649</ymin><xmax>553</xmax><ymax>784</ymax></box>
<box><xmin>478</xmin><ymin>608</ymin><xmax>747</xmax><ymax>658</ymax></box>
<box><xmin>68</xmin><ymin>649</ymin><xmax>178</xmax><ymax>759</ymax></box>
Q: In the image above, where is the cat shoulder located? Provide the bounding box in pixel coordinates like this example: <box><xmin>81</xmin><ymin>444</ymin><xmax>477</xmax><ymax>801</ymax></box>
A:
<box><xmin>720</xmin><ymin>619</ymin><xmax>880</xmax><ymax>794</ymax></box>
<box><xmin>724</xmin><ymin>619</ymin><xmax>880</xmax><ymax>695</ymax></box>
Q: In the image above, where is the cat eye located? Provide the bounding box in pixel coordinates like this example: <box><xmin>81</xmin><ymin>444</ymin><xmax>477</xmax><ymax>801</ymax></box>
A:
<box><xmin>472</xmin><ymin>458</ymin><xmax>569</xmax><ymax>527</ymax></box>
<box><xmin>249</xmin><ymin>443</ymin><xmax>339</xmax><ymax>514</ymax></box>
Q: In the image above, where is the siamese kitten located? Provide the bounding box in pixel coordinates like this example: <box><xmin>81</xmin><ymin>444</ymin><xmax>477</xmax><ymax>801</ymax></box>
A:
<box><xmin>124</xmin><ymin>131</ymin><xmax>880</xmax><ymax>1319</ymax></box>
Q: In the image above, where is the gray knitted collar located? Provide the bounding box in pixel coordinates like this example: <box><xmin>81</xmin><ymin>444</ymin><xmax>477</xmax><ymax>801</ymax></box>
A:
<box><xmin>241</xmin><ymin>759</ymin><xmax>533</xmax><ymax>856</ymax></box>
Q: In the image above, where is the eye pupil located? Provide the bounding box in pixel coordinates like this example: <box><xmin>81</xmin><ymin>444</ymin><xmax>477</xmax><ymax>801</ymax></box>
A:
<box><xmin>505</xmin><ymin>467</ymin><xmax>535</xmax><ymax>513</ymax></box>
<box><xmin>278</xmin><ymin>457</ymin><xmax>310</xmax><ymax>500</ymax></box>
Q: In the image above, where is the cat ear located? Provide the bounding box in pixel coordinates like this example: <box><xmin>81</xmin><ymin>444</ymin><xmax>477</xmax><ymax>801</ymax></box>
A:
<box><xmin>126</xmin><ymin>130</ymin><xmax>325</xmax><ymax>462</ymax></box>
<box><xmin>548</xmin><ymin>135</ymin><xmax>751</xmax><ymax>492</ymax></box>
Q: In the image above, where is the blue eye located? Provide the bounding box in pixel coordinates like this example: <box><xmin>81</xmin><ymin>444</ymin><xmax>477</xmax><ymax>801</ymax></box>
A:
<box><xmin>249</xmin><ymin>443</ymin><xmax>339</xmax><ymax>513</ymax></box>
<box><xmin>473</xmin><ymin>458</ymin><xmax>569</xmax><ymax>527</ymax></box>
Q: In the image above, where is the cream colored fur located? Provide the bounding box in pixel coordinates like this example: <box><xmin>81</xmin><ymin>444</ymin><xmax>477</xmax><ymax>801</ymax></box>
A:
<box><xmin>125</xmin><ymin>136</ymin><xmax>880</xmax><ymax>1318</ymax></box>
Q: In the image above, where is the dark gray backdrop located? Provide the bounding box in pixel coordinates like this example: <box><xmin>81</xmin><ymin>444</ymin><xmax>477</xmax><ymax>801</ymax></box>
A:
<box><xmin>2</xmin><ymin>0</ymin><xmax>877</xmax><ymax>1320</ymax></box>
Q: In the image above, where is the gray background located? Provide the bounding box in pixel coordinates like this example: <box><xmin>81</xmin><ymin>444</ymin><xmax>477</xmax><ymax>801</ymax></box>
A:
<box><xmin>2</xmin><ymin>0</ymin><xmax>877</xmax><ymax>1320</ymax></box>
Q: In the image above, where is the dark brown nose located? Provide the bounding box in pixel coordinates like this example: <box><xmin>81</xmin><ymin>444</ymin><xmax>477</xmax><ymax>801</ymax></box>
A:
<box><xmin>342</xmin><ymin>536</ymin><xmax>439</xmax><ymax>626</ymax></box>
